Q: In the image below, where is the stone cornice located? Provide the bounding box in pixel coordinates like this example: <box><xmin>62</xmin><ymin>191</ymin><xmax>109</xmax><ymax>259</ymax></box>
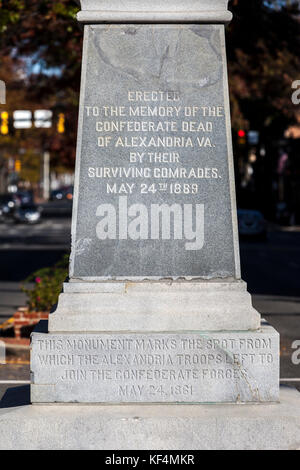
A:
<box><xmin>76</xmin><ymin>1</ymin><xmax>232</xmax><ymax>24</ymax></box>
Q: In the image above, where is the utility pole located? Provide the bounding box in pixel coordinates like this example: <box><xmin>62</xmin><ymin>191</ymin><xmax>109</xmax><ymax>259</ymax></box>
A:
<box><xmin>43</xmin><ymin>151</ymin><xmax>50</xmax><ymax>201</ymax></box>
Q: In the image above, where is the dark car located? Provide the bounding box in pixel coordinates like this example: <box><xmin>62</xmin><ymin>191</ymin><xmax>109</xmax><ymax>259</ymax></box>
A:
<box><xmin>15</xmin><ymin>190</ymin><xmax>34</xmax><ymax>205</ymax></box>
<box><xmin>237</xmin><ymin>209</ymin><xmax>267</xmax><ymax>240</ymax></box>
<box><xmin>50</xmin><ymin>186</ymin><xmax>73</xmax><ymax>201</ymax></box>
<box><xmin>0</xmin><ymin>194</ymin><xmax>19</xmax><ymax>219</ymax></box>
<box><xmin>13</xmin><ymin>204</ymin><xmax>41</xmax><ymax>224</ymax></box>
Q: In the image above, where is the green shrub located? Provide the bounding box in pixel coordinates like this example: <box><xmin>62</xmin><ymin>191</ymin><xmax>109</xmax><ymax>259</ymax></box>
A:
<box><xmin>21</xmin><ymin>255</ymin><xmax>69</xmax><ymax>312</ymax></box>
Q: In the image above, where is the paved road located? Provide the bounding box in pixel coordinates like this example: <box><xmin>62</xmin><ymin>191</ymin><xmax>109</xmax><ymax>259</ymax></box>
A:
<box><xmin>0</xmin><ymin>217</ymin><xmax>70</xmax><ymax>283</ymax></box>
<box><xmin>0</xmin><ymin>217</ymin><xmax>71</xmax><ymax>248</ymax></box>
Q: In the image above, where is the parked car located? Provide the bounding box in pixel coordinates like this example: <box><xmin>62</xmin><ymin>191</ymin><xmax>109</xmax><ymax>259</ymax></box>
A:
<box><xmin>0</xmin><ymin>193</ymin><xmax>19</xmax><ymax>219</ymax></box>
<box><xmin>237</xmin><ymin>209</ymin><xmax>267</xmax><ymax>240</ymax></box>
<box><xmin>50</xmin><ymin>186</ymin><xmax>73</xmax><ymax>201</ymax></box>
<box><xmin>15</xmin><ymin>190</ymin><xmax>34</xmax><ymax>205</ymax></box>
<box><xmin>13</xmin><ymin>204</ymin><xmax>41</xmax><ymax>224</ymax></box>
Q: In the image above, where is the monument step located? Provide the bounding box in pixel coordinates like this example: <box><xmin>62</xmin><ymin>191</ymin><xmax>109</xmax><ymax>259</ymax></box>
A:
<box><xmin>49</xmin><ymin>280</ymin><xmax>261</xmax><ymax>332</ymax></box>
<box><xmin>0</xmin><ymin>387</ymin><xmax>299</xmax><ymax>450</ymax></box>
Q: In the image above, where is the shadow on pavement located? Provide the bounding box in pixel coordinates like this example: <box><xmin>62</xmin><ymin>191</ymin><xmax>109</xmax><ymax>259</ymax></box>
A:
<box><xmin>0</xmin><ymin>385</ymin><xmax>30</xmax><ymax>408</ymax></box>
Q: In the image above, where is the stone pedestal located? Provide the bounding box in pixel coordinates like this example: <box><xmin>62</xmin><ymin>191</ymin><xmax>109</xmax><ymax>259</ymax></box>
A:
<box><xmin>30</xmin><ymin>0</ymin><xmax>280</xmax><ymax>409</ymax></box>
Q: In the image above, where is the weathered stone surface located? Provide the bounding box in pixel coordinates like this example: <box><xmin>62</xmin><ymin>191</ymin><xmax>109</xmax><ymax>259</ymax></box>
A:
<box><xmin>1</xmin><ymin>387</ymin><xmax>300</xmax><ymax>450</ymax></box>
<box><xmin>31</xmin><ymin>324</ymin><xmax>279</xmax><ymax>404</ymax></box>
<box><xmin>49</xmin><ymin>281</ymin><xmax>261</xmax><ymax>332</ymax></box>
<box><xmin>70</xmin><ymin>24</ymin><xmax>240</xmax><ymax>281</ymax></box>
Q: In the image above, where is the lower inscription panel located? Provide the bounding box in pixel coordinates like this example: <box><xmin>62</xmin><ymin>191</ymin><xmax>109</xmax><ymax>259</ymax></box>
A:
<box><xmin>31</xmin><ymin>325</ymin><xmax>279</xmax><ymax>403</ymax></box>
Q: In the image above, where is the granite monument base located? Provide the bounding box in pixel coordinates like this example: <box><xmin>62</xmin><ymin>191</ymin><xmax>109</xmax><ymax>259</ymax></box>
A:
<box><xmin>1</xmin><ymin>387</ymin><xmax>300</xmax><ymax>450</ymax></box>
<box><xmin>31</xmin><ymin>321</ymin><xmax>279</xmax><ymax>404</ymax></box>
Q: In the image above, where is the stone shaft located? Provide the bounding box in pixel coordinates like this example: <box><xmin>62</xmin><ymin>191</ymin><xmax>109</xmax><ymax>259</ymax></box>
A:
<box><xmin>70</xmin><ymin>24</ymin><xmax>240</xmax><ymax>281</ymax></box>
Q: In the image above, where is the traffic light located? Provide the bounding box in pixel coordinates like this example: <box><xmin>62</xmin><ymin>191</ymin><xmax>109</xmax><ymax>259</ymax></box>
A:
<box><xmin>237</xmin><ymin>129</ymin><xmax>246</xmax><ymax>146</ymax></box>
<box><xmin>57</xmin><ymin>113</ymin><xmax>65</xmax><ymax>134</ymax></box>
<box><xmin>1</xmin><ymin>111</ymin><xmax>9</xmax><ymax>135</ymax></box>
<box><xmin>15</xmin><ymin>160</ymin><xmax>21</xmax><ymax>172</ymax></box>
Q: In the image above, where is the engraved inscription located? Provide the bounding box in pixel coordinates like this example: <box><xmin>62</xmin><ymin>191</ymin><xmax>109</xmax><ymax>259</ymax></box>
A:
<box><xmin>72</xmin><ymin>25</ymin><xmax>236</xmax><ymax>279</ymax></box>
<box><xmin>32</xmin><ymin>333</ymin><xmax>278</xmax><ymax>403</ymax></box>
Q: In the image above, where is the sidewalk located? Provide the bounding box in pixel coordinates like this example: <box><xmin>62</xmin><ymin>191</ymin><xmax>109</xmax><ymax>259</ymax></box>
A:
<box><xmin>252</xmin><ymin>295</ymin><xmax>300</xmax><ymax>315</ymax></box>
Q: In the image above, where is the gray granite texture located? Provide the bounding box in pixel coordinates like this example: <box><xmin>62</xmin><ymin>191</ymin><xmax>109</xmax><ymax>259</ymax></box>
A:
<box><xmin>31</xmin><ymin>325</ymin><xmax>279</xmax><ymax>404</ymax></box>
<box><xmin>70</xmin><ymin>24</ymin><xmax>240</xmax><ymax>280</ymax></box>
